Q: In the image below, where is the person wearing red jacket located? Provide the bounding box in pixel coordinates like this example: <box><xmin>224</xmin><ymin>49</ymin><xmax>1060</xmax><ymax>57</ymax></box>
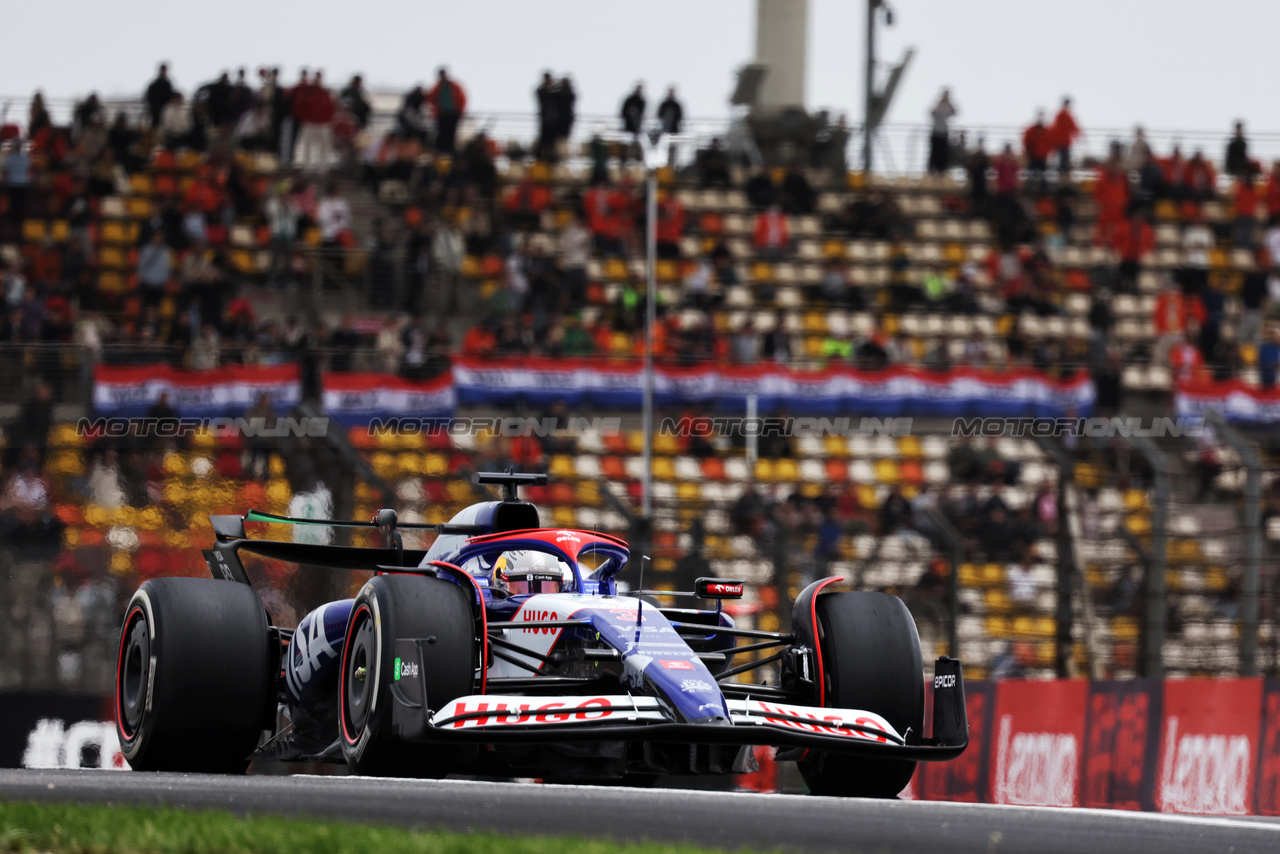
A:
<box><xmin>426</xmin><ymin>67</ymin><xmax>467</xmax><ymax>156</ymax></box>
<box><xmin>1093</xmin><ymin>159</ymin><xmax>1129</xmax><ymax>246</ymax></box>
<box><xmin>1112</xmin><ymin>209</ymin><xmax>1154</xmax><ymax>292</ymax></box>
<box><xmin>752</xmin><ymin>204</ymin><xmax>790</xmax><ymax>260</ymax></box>
<box><xmin>1184</xmin><ymin>150</ymin><xmax>1216</xmax><ymax>202</ymax></box>
<box><xmin>584</xmin><ymin>183</ymin><xmax>622</xmax><ymax>256</ymax></box>
<box><xmin>1265</xmin><ymin>161</ymin><xmax>1280</xmax><ymax>221</ymax></box>
<box><xmin>503</xmin><ymin>175</ymin><xmax>550</xmax><ymax>231</ymax></box>
<box><xmin>655</xmin><ymin>191</ymin><xmax>685</xmax><ymax>259</ymax></box>
<box><xmin>1152</xmin><ymin>276</ymin><xmax>1207</xmax><ymax>367</ymax></box>
<box><xmin>1234</xmin><ymin>174</ymin><xmax>1259</xmax><ymax>248</ymax></box>
<box><xmin>1022</xmin><ymin>111</ymin><xmax>1054</xmax><ymax>195</ymax></box>
<box><xmin>294</xmin><ymin>71</ymin><xmax>335</xmax><ymax>172</ymax></box>
<box><xmin>1049</xmin><ymin>97</ymin><xmax>1081</xmax><ymax>177</ymax></box>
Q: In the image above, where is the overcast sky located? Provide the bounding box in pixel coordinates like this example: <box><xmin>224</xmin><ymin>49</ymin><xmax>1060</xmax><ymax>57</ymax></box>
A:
<box><xmin>4</xmin><ymin>0</ymin><xmax>1276</xmax><ymax>142</ymax></box>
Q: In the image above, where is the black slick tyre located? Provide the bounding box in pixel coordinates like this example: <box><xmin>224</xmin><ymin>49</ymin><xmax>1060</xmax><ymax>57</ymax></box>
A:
<box><xmin>799</xmin><ymin>591</ymin><xmax>924</xmax><ymax>798</ymax></box>
<box><xmin>115</xmin><ymin>578</ymin><xmax>274</xmax><ymax>773</ymax></box>
<box><xmin>339</xmin><ymin>574</ymin><xmax>475</xmax><ymax>777</ymax></box>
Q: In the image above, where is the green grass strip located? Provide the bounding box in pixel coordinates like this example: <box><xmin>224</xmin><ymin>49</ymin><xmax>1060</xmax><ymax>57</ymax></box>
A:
<box><xmin>0</xmin><ymin>800</ymin><xmax>751</xmax><ymax>854</ymax></box>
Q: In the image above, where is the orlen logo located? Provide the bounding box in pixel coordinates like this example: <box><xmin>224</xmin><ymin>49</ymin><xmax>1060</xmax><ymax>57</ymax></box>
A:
<box><xmin>706</xmin><ymin>583</ymin><xmax>743</xmax><ymax>596</ymax></box>
<box><xmin>1158</xmin><ymin>716</ymin><xmax>1252</xmax><ymax>815</ymax></box>
<box><xmin>555</xmin><ymin>531</ymin><xmax>581</xmax><ymax>543</ymax></box>
<box><xmin>993</xmin><ymin>714</ymin><xmax>1079</xmax><ymax>806</ymax></box>
<box><xmin>660</xmin><ymin>659</ymin><xmax>695</xmax><ymax>671</ymax></box>
<box><xmin>520</xmin><ymin>610</ymin><xmax>559</xmax><ymax>634</ymax></box>
<box><xmin>934</xmin><ymin>674</ymin><xmax>956</xmax><ymax>689</ymax></box>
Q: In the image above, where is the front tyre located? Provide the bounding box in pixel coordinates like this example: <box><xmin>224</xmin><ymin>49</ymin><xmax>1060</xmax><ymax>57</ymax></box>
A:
<box><xmin>116</xmin><ymin>578</ymin><xmax>274</xmax><ymax>773</ymax></box>
<box><xmin>800</xmin><ymin>591</ymin><xmax>924</xmax><ymax>798</ymax></box>
<box><xmin>339</xmin><ymin>574</ymin><xmax>475</xmax><ymax>777</ymax></box>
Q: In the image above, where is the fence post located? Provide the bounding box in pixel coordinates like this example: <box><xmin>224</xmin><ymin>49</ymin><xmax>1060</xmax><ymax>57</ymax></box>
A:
<box><xmin>1131</xmin><ymin>435</ymin><xmax>1169</xmax><ymax>680</ymax></box>
<box><xmin>1204</xmin><ymin>410</ymin><xmax>1262</xmax><ymax>676</ymax></box>
<box><xmin>925</xmin><ymin>505</ymin><xmax>963</xmax><ymax>659</ymax></box>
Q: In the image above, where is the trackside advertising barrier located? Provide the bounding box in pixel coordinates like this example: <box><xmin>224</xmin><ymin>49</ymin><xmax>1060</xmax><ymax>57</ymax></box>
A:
<box><xmin>912</xmin><ymin>678</ymin><xmax>1280</xmax><ymax>815</ymax></box>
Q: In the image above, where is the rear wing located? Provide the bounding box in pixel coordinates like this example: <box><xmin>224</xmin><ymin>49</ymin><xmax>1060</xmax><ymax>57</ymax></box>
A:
<box><xmin>202</xmin><ymin>508</ymin><xmax>485</xmax><ymax>584</ymax></box>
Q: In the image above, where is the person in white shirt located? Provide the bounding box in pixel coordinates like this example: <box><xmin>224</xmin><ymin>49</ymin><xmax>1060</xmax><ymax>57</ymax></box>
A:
<box><xmin>1181</xmin><ymin>216</ymin><xmax>1214</xmax><ymax>295</ymax></box>
<box><xmin>1006</xmin><ymin>556</ymin><xmax>1037</xmax><ymax>609</ymax></box>
<box><xmin>559</xmin><ymin>213</ymin><xmax>591</xmax><ymax>308</ymax></box>
<box><xmin>316</xmin><ymin>183</ymin><xmax>352</xmax><ymax>247</ymax></box>
<box><xmin>928</xmin><ymin>89</ymin><xmax>957</xmax><ymax>174</ymax></box>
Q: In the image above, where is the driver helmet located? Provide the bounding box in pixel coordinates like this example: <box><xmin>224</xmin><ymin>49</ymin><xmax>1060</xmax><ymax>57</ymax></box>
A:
<box><xmin>495</xmin><ymin>550</ymin><xmax>564</xmax><ymax>596</ymax></box>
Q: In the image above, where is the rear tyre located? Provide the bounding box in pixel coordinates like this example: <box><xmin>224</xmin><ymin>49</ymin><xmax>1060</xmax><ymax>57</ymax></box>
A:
<box><xmin>339</xmin><ymin>574</ymin><xmax>475</xmax><ymax>777</ymax></box>
<box><xmin>799</xmin><ymin>591</ymin><xmax>924</xmax><ymax>798</ymax></box>
<box><xmin>116</xmin><ymin>578</ymin><xmax>274</xmax><ymax>773</ymax></box>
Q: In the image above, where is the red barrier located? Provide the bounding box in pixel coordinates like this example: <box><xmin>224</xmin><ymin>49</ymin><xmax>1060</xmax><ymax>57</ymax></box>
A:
<box><xmin>988</xmin><ymin>680</ymin><xmax>1088</xmax><ymax>806</ymax></box>
<box><xmin>915</xmin><ymin>681</ymin><xmax>993</xmax><ymax>802</ymax></box>
<box><xmin>1154</xmin><ymin>678</ymin><xmax>1261</xmax><ymax>815</ymax></box>
<box><xmin>1258</xmin><ymin>680</ymin><xmax>1280</xmax><ymax>816</ymax></box>
<box><xmin>1082</xmin><ymin>681</ymin><xmax>1159</xmax><ymax>811</ymax></box>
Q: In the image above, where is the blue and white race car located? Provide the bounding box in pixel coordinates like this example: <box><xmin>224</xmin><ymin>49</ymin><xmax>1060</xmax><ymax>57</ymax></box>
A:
<box><xmin>115</xmin><ymin>471</ymin><xmax>967</xmax><ymax>796</ymax></box>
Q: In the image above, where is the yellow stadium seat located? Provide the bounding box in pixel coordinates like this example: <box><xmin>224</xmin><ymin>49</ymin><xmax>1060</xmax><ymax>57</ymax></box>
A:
<box><xmin>652</xmin><ymin>457</ymin><xmax>676</xmax><ymax>481</ymax></box>
<box><xmin>653</xmin><ymin>433</ymin><xmax>680</xmax><ymax>456</ymax></box>
<box><xmin>823</xmin><ymin>435</ymin><xmax>847</xmax><ymax>458</ymax></box>
<box><xmin>605</xmin><ymin>258</ymin><xmax>627</xmax><ymax>280</ymax></box>
<box><xmin>774</xmin><ymin>459</ymin><xmax>799</xmax><ymax>482</ymax></box>
<box><xmin>898</xmin><ymin>436</ymin><xmax>922</xmax><ymax>458</ymax></box>
<box><xmin>676</xmin><ymin>482</ymin><xmax>701</xmax><ymax>503</ymax></box>
<box><xmin>873</xmin><ymin>459</ymin><xmax>899</xmax><ymax>485</ymax></box>
<box><xmin>22</xmin><ymin>220</ymin><xmax>46</xmax><ymax>242</ymax></box>
<box><xmin>856</xmin><ymin>484</ymin><xmax>878</xmax><ymax>508</ymax></box>
<box><xmin>549</xmin><ymin>455</ymin><xmax>576</xmax><ymax>479</ymax></box>
<box><xmin>100</xmin><ymin>221</ymin><xmax>127</xmax><ymax>244</ymax></box>
<box><xmin>574</xmin><ymin>481</ymin><xmax>601</xmax><ymax>506</ymax></box>
<box><xmin>551</xmin><ymin>507</ymin><xmax>577</xmax><ymax>528</ymax></box>
<box><xmin>958</xmin><ymin>563</ymin><xmax>979</xmax><ymax>587</ymax></box>
<box><xmin>755</xmin><ymin>459</ymin><xmax>776</xmax><ymax>482</ymax></box>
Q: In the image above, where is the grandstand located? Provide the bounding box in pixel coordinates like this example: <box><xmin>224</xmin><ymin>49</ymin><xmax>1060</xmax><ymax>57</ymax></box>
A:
<box><xmin>2</xmin><ymin>57</ymin><xmax>1279</xmax><ymax>703</ymax></box>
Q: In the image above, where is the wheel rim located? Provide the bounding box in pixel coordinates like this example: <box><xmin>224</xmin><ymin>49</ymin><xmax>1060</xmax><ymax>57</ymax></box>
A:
<box><xmin>120</xmin><ymin>613</ymin><xmax>150</xmax><ymax>735</ymax></box>
<box><xmin>344</xmin><ymin>611</ymin><xmax>376</xmax><ymax>736</ymax></box>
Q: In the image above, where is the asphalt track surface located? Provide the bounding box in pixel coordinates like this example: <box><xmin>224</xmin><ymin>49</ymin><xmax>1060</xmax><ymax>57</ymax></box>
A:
<box><xmin>2</xmin><ymin>769</ymin><xmax>1279</xmax><ymax>854</ymax></box>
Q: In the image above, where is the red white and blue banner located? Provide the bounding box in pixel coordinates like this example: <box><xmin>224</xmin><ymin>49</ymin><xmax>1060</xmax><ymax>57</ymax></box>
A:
<box><xmin>92</xmin><ymin>364</ymin><xmax>301</xmax><ymax>416</ymax></box>
<box><xmin>1175</xmin><ymin>380</ymin><xmax>1280</xmax><ymax>423</ymax></box>
<box><xmin>321</xmin><ymin>371</ymin><xmax>455</xmax><ymax>426</ymax></box>
<box><xmin>451</xmin><ymin>358</ymin><xmax>1095</xmax><ymax>417</ymax></box>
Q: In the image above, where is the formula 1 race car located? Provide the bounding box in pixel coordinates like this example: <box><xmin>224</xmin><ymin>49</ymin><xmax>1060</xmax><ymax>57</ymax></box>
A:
<box><xmin>115</xmin><ymin>471</ymin><xmax>968</xmax><ymax>796</ymax></box>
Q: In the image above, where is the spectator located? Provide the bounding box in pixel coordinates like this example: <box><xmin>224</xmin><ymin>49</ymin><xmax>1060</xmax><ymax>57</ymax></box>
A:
<box><xmin>1022</xmin><ymin>111</ymin><xmax>1053</xmax><ymax>194</ymax></box>
<box><xmin>317</xmin><ymin>182</ymin><xmax>352</xmax><ymax>249</ymax></box>
<box><xmin>1180</xmin><ymin>212</ymin><xmax>1213</xmax><ymax>296</ymax></box>
<box><xmin>189</xmin><ymin>323</ymin><xmax>220</xmax><ymax>370</ymax></box>
<box><xmin>1049</xmin><ymin>97</ymin><xmax>1081</xmax><ymax>176</ymax></box>
<box><xmin>426</xmin><ymin>67</ymin><xmax>467</xmax><ymax>155</ymax></box>
<box><xmin>339</xmin><ymin>75</ymin><xmax>371</xmax><ymax>130</ymax></box>
<box><xmin>928</xmin><ymin>88</ymin><xmax>957</xmax><ymax>174</ymax></box>
<box><xmin>160</xmin><ymin>93</ymin><xmax>199</xmax><ymax>150</ymax></box>
<box><xmin>397</xmin><ymin>84</ymin><xmax>427</xmax><ymax>141</ymax></box>
<box><xmin>503</xmin><ymin>174</ymin><xmax>551</xmax><ymax>231</ymax></box>
<box><xmin>294</xmin><ymin>71</ymin><xmax>335</xmax><ymax>171</ymax></box>
<box><xmin>620</xmin><ymin>84</ymin><xmax>646</xmax><ymax>136</ymax></box>
<box><xmin>1127</xmin><ymin>126</ymin><xmax>1151</xmax><ymax>171</ymax></box>
<box><xmin>1234</xmin><ymin>173</ymin><xmax>1259</xmax><ymax>248</ymax></box>
<box><xmin>145</xmin><ymin>63</ymin><xmax>177</xmax><ymax>129</ymax></box>
<box><xmin>559</xmin><ymin>211</ymin><xmax>591</xmax><ymax>309</ymax></box>
<box><xmin>1169</xmin><ymin>328</ymin><xmax>1203</xmax><ymax>383</ymax></box>
<box><xmin>1006</xmin><ymin>549</ymin><xmax>1037</xmax><ymax>610</ymax></box>
<box><xmin>136</xmin><ymin>231</ymin><xmax>170</xmax><ymax>309</ymax></box>
<box><xmin>657</xmin><ymin>87</ymin><xmax>683</xmax><ymax>135</ymax></box>
<box><xmin>535</xmin><ymin>72</ymin><xmax>560</xmax><ymax>161</ymax></box>
<box><xmin>1153</xmin><ymin>276</ymin><xmax>1205</xmax><ymax>366</ymax></box>
<box><xmin>993</xmin><ymin>143</ymin><xmax>1019</xmax><ymax>198</ymax></box>
<box><xmin>655</xmin><ymin>190</ymin><xmax>685</xmax><ymax>259</ymax></box>
<box><xmin>878</xmin><ymin>485</ymin><xmax>913</xmax><ymax>535</ymax></box>
<box><xmin>556</xmin><ymin>77</ymin><xmax>577</xmax><ymax>145</ymax></box>
<box><xmin>1225</xmin><ymin>121</ymin><xmax>1250</xmax><ymax>179</ymax></box>
<box><xmin>1240</xmin><ymin>249</ymin><xmax>1269</xmax><ymax>344</ymax></box>
<box><xmin>264</xmin><ymin>182</ymin><xmax>297</xmax><ymax>289</ymax></box>
<box><xmin>1265</xmin><ymin>162</ymin><xmax>1280</xmax><ymax>222</ymax></box>
<box><xmin>28</xmin><ymin>91</ymin><xmax>51</xmax><ymax>138</ymax></box>
<box><xmin>698</xmin><ymin>138</ymin><xmax>730</xmax><ymax>188</ymax></box>
<box><xmin>1112</xmin><ymin>209</ymin><xmax>1154</xmax><ymax>292</ymax></box>
<box><xmin>967</xmin><ymin>137</ymin><xmax>990</xmax><ymax>211</ymax></box>
<box><xmin>432</xmin><ymin>214</ymin><xmax>465</xmax><ymax>313</ymax></box>
<box><xmin>1185</xmin><ymin>149</ymin><xmax>1217</xmax><ymax>203</ymax></box>
<box><xmin>1261</xmin><ymin>324</ymin><xmax>1280</xmax><ymax>388</ymax></box>
<box><xmin>1093</xmin><ymin>156</ymin><xmax>1129</xmax><ymax>245</ymax></box>
<box><xmin>780</xmin><ymin>165</ymin><xmax>815</xmax><ymax>215</ymax></box>
<box><xmin>752</xmin><ymin>204</ymin><xmax>790</xmax><ymax>260</ymax></box>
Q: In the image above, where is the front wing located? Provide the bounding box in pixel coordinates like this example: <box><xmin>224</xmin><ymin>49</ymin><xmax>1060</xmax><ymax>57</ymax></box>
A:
<box><xmin>391</xmin><ymin>652</ymin><xmax>969</xmax><ymax>761</ymax></box>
